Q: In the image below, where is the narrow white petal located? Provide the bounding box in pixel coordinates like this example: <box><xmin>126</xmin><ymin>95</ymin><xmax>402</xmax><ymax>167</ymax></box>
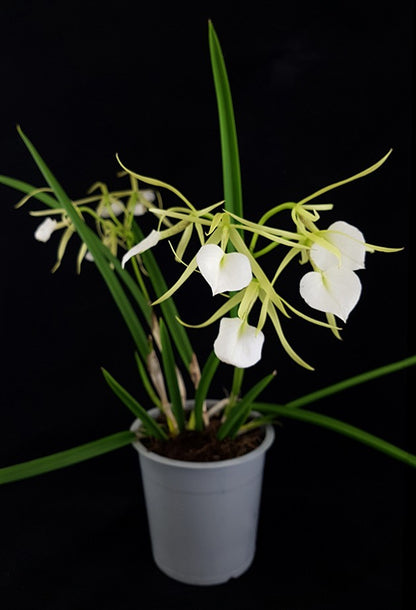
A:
<box><xmin>85</xmin><ymin>251</ymin><xmax>94</xmax><ymax>262</ymax></box>
<box><xmin>34</xmin><ymin>217</ymin><xmax>58</xmax><ymax>242</ymax></box>
<box><xmin>122</xmin><ymin>230</ymin><xmax>160</xmax><ymax>268</ymax></box>
<box><xmin>310</xmin><ymin>220</ymin><xmax>366</xmax><ymax>271</ymax></box>
<box><xmin>300</xmin><ymin>267</ymin><xmax>362</xmax><ymax>323</ymax></box>
<box><xmin>213</xmin><ymin>317</ymin><xmax>264</xmax><ymax>368</ymax></box>
<box><xmin>196</xmin><ymin>244</ymin><xmax>252</xmax><ymax>295</ymax></box>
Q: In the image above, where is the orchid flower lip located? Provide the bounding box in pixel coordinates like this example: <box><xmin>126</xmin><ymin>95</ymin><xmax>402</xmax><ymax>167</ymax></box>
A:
<box><xmin>299</xmin><ymin>266</ymin><xmax>362</xmax><ymax>322</ymax></box>
<box><xmin>99</xmin><ymin>201</ymin><xmax>124</xmax><ymax>218</ymax></box>
<box><xmin>213</xmin><ymin>317</ymin><xmax>265</xmax><ymax>368</ymax></box>
<box><xmin>141</xmin><ymin>189</ymin><xmax>155</xmax><ymax>202</ymax></box>
<box><xmin>310</xmin><ymin>220</ymin><xmax>366</xmax><ymax>271</ymax></box>
<box><xmin>34</xmin><ymin>217</ymin><xmax>58</xmax><ymax>242</ymax></box>
<box><xmin>196</xmin><ymin>244</ymin><xmax>252</xmax><ymax>295</ymax></box>
<box><xmin>133</xmin><ymin>203</ymin><xmax>146</xmax><ymax>216</ymax></box>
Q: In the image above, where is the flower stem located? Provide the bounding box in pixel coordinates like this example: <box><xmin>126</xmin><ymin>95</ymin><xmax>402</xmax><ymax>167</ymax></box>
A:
<box><xmin>225</xmin><ymin>367</ymin><xmax>245</xmax><ymax>417</ymax></box>
<box><xmin>129</xmin><ymin>253</ymin><xmax>151</xmax><ymax>303</ymax></box>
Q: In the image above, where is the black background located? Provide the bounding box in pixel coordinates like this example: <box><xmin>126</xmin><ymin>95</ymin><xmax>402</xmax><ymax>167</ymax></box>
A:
<box><xmin>0</xmin><ymin>2</ymin><xmax>414</xmax><ymax>609</ymax></box>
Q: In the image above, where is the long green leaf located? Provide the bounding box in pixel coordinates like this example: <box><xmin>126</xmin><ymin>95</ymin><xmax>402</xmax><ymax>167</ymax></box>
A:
<box><xmin>101</xmin><ymin>368</ymin><xmax>167</xmax><ymax>440</ymax></box>
<box><xmin>193</xmin><ymin>350</ymin><xmax>220</xmax><ymax>431</ymax></box>
<box><xmin>0</xmin><ymin>175</ymin><xmax>60</xmax><ymax>208</ymax></box>
<box><xmin>86</xmin><ymin>228</ymin><xmax>153</xmax><ymax>328</ymax></box>
<box><xmin>208</xmin><ymin>21</ymin><xmax>243</xmax><ymax>220</ymax></box>
<box><xmin>0</xmin><ymin>431</ymin><xmax>136</xmax><ymax>485</ymax></box>
<box><xmin>286</xmin><ymin>355</ymin><xmax>416</xmax><ymax>409</ymax></box>
<box><xmin>16</xmin><ymin>127</ymin><xmax>150</xmax><ymax>360</ymax></box>
<box><xmin>253</xmin><ymin>402</ymin><xmax>416</xmax><ymax>468</ymax></box>
<box><xmin>132</xmin><ymin>221</ymin><xmax>195</xmax><ymax>371</ymax></box>
<box><xmin>159</xmin><ymin>318</ymin><xmax>186</xmax><ymax>432</ymax></box>
<box><xmin>218</xmin><ymin>371</ymin><xmax>276</xmax><ymax>440</ymax></box>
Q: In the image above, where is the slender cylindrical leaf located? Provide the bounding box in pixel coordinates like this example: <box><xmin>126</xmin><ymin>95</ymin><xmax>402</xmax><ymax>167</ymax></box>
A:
<box><xmin>208</xmin><ymin>21</ymin><xmax>243</xmax><ymax>220</ymax></box>
<box><xmin>0</xmin><ymin>175</ymin><xmax>60</xmax><ymax>208</ymax></box>
<box><xmin>286</xmin><ymin>355</ymin><xmax>416</xmax><ymax>409</ymax></box>
<box><xmin>218</xmin><ymin>372</ymin><xmax>276</xmax><ymax>440</ymax></box>
<box><xmin>252</xmin><ymin>402</ymin><xmax>416</xmax><ymax>468</ymax></box>
<box><xmin>159</xmin><ymin>319</ymin><xmax>186</xmax><ymax>432</ymax></box>
<box><xmin>132</xmin><ymin>221</ymin><xmax>195</xmax><ymax>371</ymax></box>
<box><xmin>193</xmin><ymin>351</ymin><xmax>220</xmax><ymax>431</ymax></box>
<box><xmin>0</xmin><ymin>431</ymin><xmax>136</xmax><ymax>485</ymax></box>
<box><xmin>101</xmin><ymin>368</ymin><xmax>167</xmax><ymax>440</ymax></box>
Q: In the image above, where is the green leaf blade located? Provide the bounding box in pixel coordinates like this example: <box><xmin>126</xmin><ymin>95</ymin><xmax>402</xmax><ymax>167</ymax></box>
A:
<box><xmin>159</xmin><ymin>319</ymin><xmax>186</xmax><ymax>432</ymax></box>
<box><xmin>286</xmin><ymin>355</ymin><xmax>416</xmax><ymax>410</ymax></box>
<box><xmin>0</xmin><ymin>431</ymin><xmax>136</xmax><ymax>485</ymax></box>
<box><xmin>253</xmin><ymin>402</ymin><xmax>416</xmax><ymax>468</ymax></box>
<box><xmin>101</xmin><ymin>368</ymin><xmax>167</xmax><ymax>440</ymax></box>
<box><xmin>208</xmin><ymin>21</ymin><xmax>243</xmax><ymax>221</ymax></box>
<box><xmin>0</xmin><ymin>175</ymin><xmax>60</xmax><ymax>208</ymax></box>
<box><xmin>218</xmin><ymin>371</ymin><xmax>276</xmax><ymax>440</ymax></box>
<box><xmin>132</xmin><ymin>221</ymin><xmax>195</xmax><ymax>372</ymax></box>
<box><xmin>193</xmin><ymin>350</ymin><xmax>220</xmax><ymax>431</ymax></box>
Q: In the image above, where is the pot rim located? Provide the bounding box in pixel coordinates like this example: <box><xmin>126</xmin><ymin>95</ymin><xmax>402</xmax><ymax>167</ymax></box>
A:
<box><xmin>130</xmin><ymin>405</ymin><xmax>275</xmax><ymax>470</ymax></box>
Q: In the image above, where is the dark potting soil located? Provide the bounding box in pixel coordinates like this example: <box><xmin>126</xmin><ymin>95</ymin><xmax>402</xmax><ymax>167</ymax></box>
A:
<box><xmin>142</xmin><ymin>417</ymin><xmax>265</xmax><ymax>462</ymax></box>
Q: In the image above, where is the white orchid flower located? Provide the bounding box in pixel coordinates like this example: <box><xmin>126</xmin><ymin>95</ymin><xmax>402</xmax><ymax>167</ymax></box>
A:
<box><xmin>133</xmin><ymin>191</ymin><xmax>154</xmax><ymax>216</ymax></box>
<box><xmin>141</xmin><ymin>189</ymin><xmax>155</xmax><ymax>203</ymax></box>
<box><xmin>34</xmin><ymin>217</ymin><xmax>58</xmax><ymax>242</ymax></box>
<box><xmin>299</xmin><ymin>221</ymin><xmax>366</xmax><ymax>322</ymax></box>
<box><xmin>99</xmin><ymin>200</ymin><xmax>125</xmax><ymax>218</ymax></box>
<box><xmin>196</xmin><ymin>244</ymin><xmax>252</xmax><ymax>295</ymax></box>
<box><xmin>133</xmin><ymin>203</ymin><xmax>146</xmax><ymax>216</ymax></box>
<box><xmin>300</xmin><ymin>266</ymin><xmax>362</xmax><ymax>323</ymax></box>
<box><xmin>122</xmin><ymin>229</ymin><xmax>161</xmax><ymax>268</ymax></box>
<box><xmin>310</xmin><ymin>221</ymin><xmax>366</xmax><ymax>271</ymax></box>
<box><xmin>213</xmin><ymin>317</ymin><xmax>265</xmax><ymax>368</ymax></box>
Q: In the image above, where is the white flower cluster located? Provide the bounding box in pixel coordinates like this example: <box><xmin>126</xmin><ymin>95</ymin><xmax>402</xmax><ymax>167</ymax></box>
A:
<box><xmin>32</xmin><ymin>153</ymin><xmax>396</xmax><ymax>371</ymax></box>
<box><xmin>195</xmin><ymin>222</ymin><xmax>365</xmax><ymax>367</ymax></box>
<box><xmin>121</xmin><ymin>221</ymin><xmax>366</xmax><ymax>369</ymax></box>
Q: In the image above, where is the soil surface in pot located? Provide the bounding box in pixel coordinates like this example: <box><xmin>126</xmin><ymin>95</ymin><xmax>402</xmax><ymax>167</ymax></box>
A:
<box><xmin>142</xmin><ymin>417</ymin><xmax>265</xmax><ymax>462</ymax></box>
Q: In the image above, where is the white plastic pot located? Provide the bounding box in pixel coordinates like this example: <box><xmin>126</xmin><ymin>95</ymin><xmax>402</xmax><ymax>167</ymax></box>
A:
<box><xmin>130</xmin><ymin>404</ymin><xmax>275</xmax><ymax>586</ymax></box>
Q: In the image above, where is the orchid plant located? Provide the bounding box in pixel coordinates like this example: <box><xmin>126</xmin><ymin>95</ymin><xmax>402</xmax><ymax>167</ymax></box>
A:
<box><xmin>1</xmin><ymin>21</ymin><xmax>416</xmax><ymax>485</ymax></box>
